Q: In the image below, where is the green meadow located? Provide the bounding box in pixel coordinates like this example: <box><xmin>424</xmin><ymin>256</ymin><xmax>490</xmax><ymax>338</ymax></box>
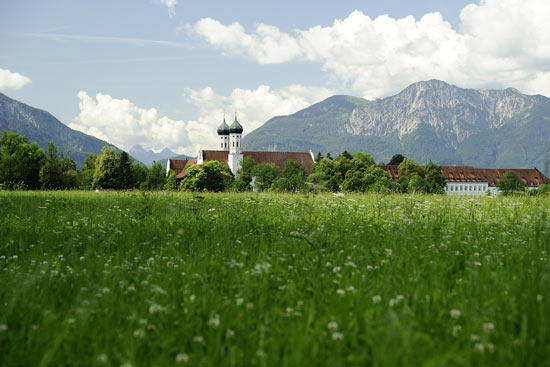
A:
<box><xmin>0</xmin><ymin>191</ymin><xmax>549</xmax><ymax>367</ymax></box>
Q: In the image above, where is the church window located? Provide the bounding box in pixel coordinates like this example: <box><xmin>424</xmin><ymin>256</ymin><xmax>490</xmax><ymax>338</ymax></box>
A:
<box><xmin>225</xmin><ymin>143</ymin><xmax>227</xmax><ymax>148</ymax></box>
<box><xmin>237</xmin><ymin>141</ymin><xmax>239</xmax><ymax>147</ymax></box>
<box><xmin>221</xmin><ymin>143</ymin><xmax>223</xmax><ymax>148</ymax></box>
<box><xmin>232</xmin><ymin>142</ymin><xmax>234</xmax><ymax>147</ymax></box>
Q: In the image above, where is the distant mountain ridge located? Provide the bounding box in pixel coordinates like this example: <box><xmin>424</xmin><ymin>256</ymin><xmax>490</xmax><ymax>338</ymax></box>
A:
<box><xmin>0</xmin><ymin>92</ymin><xmax>119</xmax><ymax>167</ymax></box>
<box><xmin>243</xmin><ymin>80</ymin><xmax>550</xmax><ymax>171</ymax></box>
<box><xmin>129</xmin><ymin>145</ymin><xmax>182</xmax><ymax>167</ymax></box>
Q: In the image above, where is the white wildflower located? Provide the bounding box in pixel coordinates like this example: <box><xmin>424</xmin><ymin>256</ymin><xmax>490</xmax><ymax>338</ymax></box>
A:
<box><xmin>133</xmin><ymin>329</ymin><xmax>145</xmax><ymax>338</ymax></box>
<box><xmin>328</xmin><ymin>321</ymin><xmax>339</xmax><ymax>331</ymax></box>
<box><xmin>208</xmin><ymin>315</ymin><xmax>220</xmax><ymax>328</ymax></box>
<box><xmin>175</xmin><ymin>353</ymin><xmax>189</xmax><ymax>364</ymax></box>
<box><xmin>148</xmin><ymin>304</ymin><xmax>165</xmax><ymax>314</ymax></box>
<box><xmin>483</xmin><ymin>322</ymin><xmax>494</xmax><ymax>334</ymax></box>
<box><xmin>452</xmin><ymin>325</ymin><xmax>462</xmax><ymax>337</ymax></box>
<box><xmin>450</xmin><ymin>309</ymin><xmax>461</xmax><ymax>319</ymax></box>
<box><xmin>372</xmin><ymin>295</ymin><xmax>381</xmax><ymax>304</ymax></box>
<box><xmin>474</xmin><ymin>343</ymin><xmax>484</xmax><ymax>353</ymax></box>
<box><xmin>332</xmin><ymin>332</ymin><xmax>344</xmax><ymax>341</ymax></box>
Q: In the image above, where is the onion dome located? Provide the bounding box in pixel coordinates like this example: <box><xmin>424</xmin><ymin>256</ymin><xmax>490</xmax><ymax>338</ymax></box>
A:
<box><xmin>217</xmin><ymin>118</ymin><xmax>230</xmax><ymax>136</ymax></box>
<box><xmin>229</xmin><ymin>114</ymin><xmax>243</xmax><ymax>134</ymax></box>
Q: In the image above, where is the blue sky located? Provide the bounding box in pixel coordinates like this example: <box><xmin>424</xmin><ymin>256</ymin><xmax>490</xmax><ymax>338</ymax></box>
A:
<box><xmin>1</xmin><ymin>0</ymin><xmax>549</xmax><ymax>154</ymax></box>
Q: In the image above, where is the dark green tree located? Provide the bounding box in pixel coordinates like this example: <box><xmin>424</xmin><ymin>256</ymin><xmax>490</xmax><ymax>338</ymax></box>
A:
<box><xmin>40</xmin><ymin>142</ymin><xmax>64</xmax><ymax>189</ymax></box>
<box><xmin>131</xmin><ymin>163</ymin><xmax>148</xmax><ymax>189</ymax></box>
<box><xmin>0</xmin><ymin>131</ymin><xmax>45</xmax><ymax>189</ymax></box>
<box><xmin>180</xmin><ymin>161</ymin><xmax>234</xmax><ymax>192</ymax></box>
<box><xmin>117</xmin><ymin>151</ymin><xmax>133</xmax><ymax>189</ymax></box>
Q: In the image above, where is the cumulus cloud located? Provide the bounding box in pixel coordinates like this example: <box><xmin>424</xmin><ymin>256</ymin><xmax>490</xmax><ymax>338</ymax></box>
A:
<box><xmin>184</xmin><ymin>84</ymin><xmax>334</xmax><ymax>150</ymax></box>
<box><xmin>187</xmin><ymin>0</ymin><xmax>550</xmax><ymax>97</ymax></box>
<box><xmin>69</xmin><ymin>91</ymin><xmax>193</xmax><ymax>154</ymax></box>
<box><xmin>155</xmin><ymin>0</ymin><xmax>177</xmax><ymax>17</ymax></box>
<box><xmin>70</xmin><ymin>85</ymin><xmax>333</xmax><ymax>155</ymax></box>
<box><xmin>0</xmin><ymin>68</ymin><xmax>32</xmax><ymax>91</ymax></box>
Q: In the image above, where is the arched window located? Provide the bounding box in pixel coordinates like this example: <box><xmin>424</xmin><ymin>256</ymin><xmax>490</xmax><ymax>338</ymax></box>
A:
<box><xmin>236</xmin><ymin>141</ymin><xmax>239</xmax><ymax>147</ymax></box>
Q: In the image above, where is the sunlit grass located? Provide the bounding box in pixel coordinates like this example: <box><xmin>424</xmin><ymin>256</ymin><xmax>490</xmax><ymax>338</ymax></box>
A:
<box><xmin>0</xmin><ymin>191</ymin><xmax>549</xmax><ymax>366</ymax></box>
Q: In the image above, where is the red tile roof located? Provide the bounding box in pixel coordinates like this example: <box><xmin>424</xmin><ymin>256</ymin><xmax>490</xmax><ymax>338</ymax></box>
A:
<box><xmin>378</xmin><ymin>165</ymin><xmax>547</xmax><ymax>187</ymax></box>
<box><xmin>169</xmin><ymin>159</ymin><xmax>196</xmax><ymax>179</ymax></box>
<box><xmin>200</xmin><ymin>150</ymin><xmax>315</xmax><ymax>174</ymax></box>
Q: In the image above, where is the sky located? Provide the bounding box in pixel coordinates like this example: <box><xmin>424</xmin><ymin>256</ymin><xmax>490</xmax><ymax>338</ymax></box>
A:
<box><xmin>1</xmin><ymin>0</ymin><xmax>550</xmax><ymax>155</ymax></box>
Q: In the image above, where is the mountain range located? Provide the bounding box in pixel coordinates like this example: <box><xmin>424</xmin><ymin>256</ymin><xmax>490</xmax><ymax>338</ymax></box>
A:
<box><xmin>129</xmin><ymin>145</ymin><xmax>182</xmax><ymax>167</ymax></box>
<box><xmin>0</xmin><ymin>92</ymin><xmax>119</xmax><ymax>167</ymax></box>
<box><xmin>244</xmin><ymin>80</ymin><xmax>550</xmax><ymax>172</ymax></box>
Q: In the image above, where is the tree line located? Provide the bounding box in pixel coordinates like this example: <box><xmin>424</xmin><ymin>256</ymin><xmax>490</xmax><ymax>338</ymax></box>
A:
<box><xmin>0</xmin><ymin>132</ymin><xmax>168</xmax><ymax>190</ymax></box>
<box><xmin>3</xmin><ymin>131</ymin><xmax>547</xmax><ymax>195</ymax></box>
<box><xmin>176</xmin><ymin>151</ymin><xmax>447</xmax><ymax>194</ymax></box>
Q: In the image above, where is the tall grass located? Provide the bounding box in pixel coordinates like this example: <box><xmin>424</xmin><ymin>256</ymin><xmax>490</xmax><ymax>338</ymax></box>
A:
<box><xmin>0</xmin><ymin>191</ymin><xmax>549</xmax><ymax>366</ymax></box>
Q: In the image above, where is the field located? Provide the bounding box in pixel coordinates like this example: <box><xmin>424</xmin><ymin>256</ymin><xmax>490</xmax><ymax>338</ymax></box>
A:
<box><xmin>1</xmin><ymin>191</ymin><xmax>549</xmax><ymax>367</ymax></box>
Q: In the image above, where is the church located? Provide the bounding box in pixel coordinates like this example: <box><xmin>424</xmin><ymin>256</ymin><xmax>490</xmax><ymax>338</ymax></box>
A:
<box><xmin>166</xmin><ymin>114</ymin><xmax>316</xmax><ymax>179</ymax></box>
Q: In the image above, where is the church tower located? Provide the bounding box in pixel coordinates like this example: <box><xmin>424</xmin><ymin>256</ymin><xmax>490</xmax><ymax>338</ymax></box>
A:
<box><xmin>228</xmin><ymin>113</ymin><xmax>243</xmax><ymax>175</ymax></box>
<box><xmin>216</xmin><ymin>116</ymin><xmax>230</xmax><ymax>151</ymax></box>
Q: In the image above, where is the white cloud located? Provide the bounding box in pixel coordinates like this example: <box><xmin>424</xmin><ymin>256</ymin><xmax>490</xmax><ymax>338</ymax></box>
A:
<box><xmin>0</xmin><ymin>68</ymin><xmax>32</xmax><ymax>91</ymax></box>
<box><xmin>155</xmin><ymin>0</ymin><xmax>177</xmax><ymax>17</ymax></box>
<box><xmin>184</xmin><ymin>84</ymin><xmax>334</xmax><ymax>151</ymax></box>
<box><xmin>187</xmin><ymin>0</ymin><xmax>550</xmax><ymax>97</ymax></box>
<box><xmin>69</xmin><ymin>91</ymin><xmax>193</xmax><ymax>154</ymax></box>
<box><xmin>70</xmin><ymin>85</ymin><xmax>333</xmax><ymax>155</ymax></box>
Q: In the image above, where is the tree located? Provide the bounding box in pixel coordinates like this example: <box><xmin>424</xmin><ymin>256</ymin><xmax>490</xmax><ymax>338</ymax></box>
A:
<box><xmin>131</xmin><ymin>163</ymin><xmax>148</xmax><ymax>189</ymax></box>
<box><xmin>40</xmin><ymin>142</ymin><xmax>64</xmax><ymax>189</ymax></box>
<box><xmin>233</xmin><ymin>156</ymin><xmax>256</xmax><ymax>192</ymax></box>
<box><xmin>180</xmin><ymin>161</ymin><xmax>234</xmax><ymax>192</ymax></box>
<box><xmin>81</xmin><ymin>153</ymin><xmax>98</xmax><ymax>190</ymax></box>
<box><xmin>424</xmin><ymin>161</ymin><xmax>446</xmax><ymax>194</ymax></box>
<box><xmin>117</xmin><ymin>151</ymin><xmax>133</xmax><ymax>190</ymax></box>
<box><xmin>146</xmin><ymin>162</ymin><xmax>167</xmax><ymax>190</ymax></box>
<box><xmin>0</xmin><ymin>131</ymin><xmax>45</xmax><ymax>189</ymax></box>
<box><xmin>388</xmin><ymin>154</ymin><xmax>405</xmax><ymax>166</ymax></box>
<box><xmin>164</xmin><ymin>170</ymin><xmax>177</xmax><ymax>191</ymax></box>
<box><xmin>498</xmin><ymin>171</ymin><xmax>526</xmax><ymax>195</ymax></box>
<box><xmin>308</xmin><ymin>158</ymin><xmax>342</xmax><ymax>191</ymax></box>
<box><xmin>92</xmin><ymin>147</ymin><xmax>120</xmax><ymax>189</ymax></box>
<box><xmin>251</xmin><ymin>163</ymin><xmax>280</xmax><ymax>191</ymax></box>
<box><xmin>315</xmin><ymin>152</ymin><xmax>323</xmax><ymax>162</ymax></box>
<box><xmin>338</xmin><ymin>151</ymin><xmax>353</xmax><ymax>160</ymax></box>
<box><xmin>271</xmin><ymin>160</ymin><xmax>307</xmax><ymax>192</ymax></box>
<box><xmin>352</xmin><ymin>152</ymin><xmax>375</xmax><ymax>166</ymax></box>
<box><xmin>342</xmin><ymin>166</ymin><xmax>391</xmax><ymax>192</ymax></box>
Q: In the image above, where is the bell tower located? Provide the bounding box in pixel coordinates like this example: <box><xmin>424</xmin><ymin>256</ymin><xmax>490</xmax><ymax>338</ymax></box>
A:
<box><xmin>228</xmin><ymin>113</ymin><xmax>244</xmax><ymax>174</ymax></box>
